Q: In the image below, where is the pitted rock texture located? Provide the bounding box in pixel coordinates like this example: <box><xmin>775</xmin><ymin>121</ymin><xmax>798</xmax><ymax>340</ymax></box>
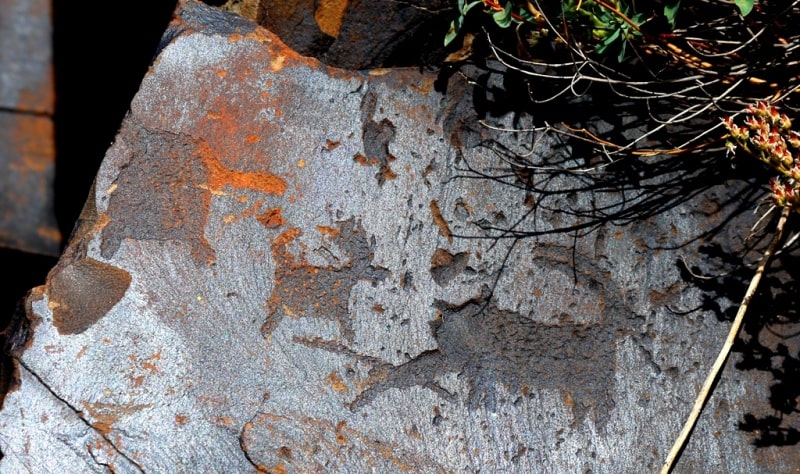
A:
<box><xmin>1</xmin><ymin>1</ymin><xmax>799</xmax><ymax>472</ymax></box>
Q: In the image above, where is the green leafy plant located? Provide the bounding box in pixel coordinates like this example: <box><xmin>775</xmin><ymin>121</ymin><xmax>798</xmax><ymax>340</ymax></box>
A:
<box><xmin>444</xmin><ymin>0</ymin><xmax>538</xmax><ymax>47</ymax></box>
<box><xmin>445</xmin><ymin>0</ymin><xmax>755</xmax><ymax>61</ymax></box>
<box><xmin>562</xmin><ymin>0</ymin><xmax>646</xmax><ymax>61</ymax></box>
<box><xmin>736</xmin><ymin>0</ymin><xmax>755</xmax><ymax>16</ymax></box>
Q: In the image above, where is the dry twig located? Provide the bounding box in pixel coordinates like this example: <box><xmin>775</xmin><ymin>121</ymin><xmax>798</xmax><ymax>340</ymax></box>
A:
<box><xmin>660</xmin><ymin>205</ymin><xmax>792</xmax><ymax>473</ymax></box>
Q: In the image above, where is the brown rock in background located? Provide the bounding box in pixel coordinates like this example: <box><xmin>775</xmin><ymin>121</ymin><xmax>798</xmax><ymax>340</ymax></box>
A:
<box><xmin>223</xmin><ymin>0</ymin><xmax>454</xmax><ymax>68</ymax></box>
<box><xmin>0</xmin><ymin>0</ymin><xmax>60</xmax><ymax>255</ymax></box>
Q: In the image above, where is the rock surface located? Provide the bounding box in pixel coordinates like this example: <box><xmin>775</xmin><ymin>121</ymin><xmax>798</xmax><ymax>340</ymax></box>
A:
<box><xmin>1</xmin><ymin>1</ymin><xmax>799</xmax><ymax>472</ymax></box>
<box><xmin>0</xmin><ymin>0</ymin><xmax>60</xmax><ymax>255</ymax></box>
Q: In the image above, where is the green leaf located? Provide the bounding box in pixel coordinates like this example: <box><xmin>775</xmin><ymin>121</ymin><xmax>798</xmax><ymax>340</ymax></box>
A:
<box><xmin>663</xmin><ymin>0</ymin><xmax>681</xmax><ymax>29</ymax></box>
<box><xmin>462</xmin><ymin>0</ymin><xmax>482</xmax><ymax>15</ymax></box>
<box><xmin>735</xmin><ymin>0</ymin><xmax>754</xmax><ymax>16</ymax></box>
<box><xmin>493</xmin><ymin>2</ymin><xmax>514</xmax><ymax>28</ymax></box>
<box><xmin>514</xmin><ymin>8</ymin><xmax>536</xmax><ymax>24</ymax></box>
<box><xmin>444</xmin><ymin>18</ymin><xmax>460</xmax><ymax>46</ymax></box>
<box><xmin>444</xmin><ymin>0</ymin><xmax>482</xmax><ymax>46</ymax></box>
<box><xmin>617</xmin><ymin>40</ymin><xmax>628</xmax><ymax>62</ymax></box>
<box><xmin>595</xmin><ymin>27</ymin><xmax>622</xmax><ymax>54</ymax></box>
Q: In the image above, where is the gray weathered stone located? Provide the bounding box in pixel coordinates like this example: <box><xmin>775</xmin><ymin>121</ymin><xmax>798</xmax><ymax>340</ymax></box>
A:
<box><xmin>1</xmin><ymin>1</ymin><xmax>798</xmax><ymax>472</ymax></box>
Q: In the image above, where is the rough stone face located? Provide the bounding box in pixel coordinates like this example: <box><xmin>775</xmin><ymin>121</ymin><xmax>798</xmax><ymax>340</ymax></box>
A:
<box><xmin>0</xmin><ymin>0</ymin><xmax>60</xmax><ymax>255</ymax></box>
<box><xmin>1</xmin><ymin>1</ymin><xmax>799</xmax><ymax>472</ymax></box>
<box><xmin>222</xmin><ymin>0</ymin><xmax>454</xmax><ymax>69</ymax></box>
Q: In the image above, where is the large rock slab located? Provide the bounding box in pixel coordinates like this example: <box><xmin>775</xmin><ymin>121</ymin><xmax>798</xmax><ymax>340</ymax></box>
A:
<box><xmin>2</xmin><ymin>1</ymin><xmax>798</xmax><ymax>472</ymax></box>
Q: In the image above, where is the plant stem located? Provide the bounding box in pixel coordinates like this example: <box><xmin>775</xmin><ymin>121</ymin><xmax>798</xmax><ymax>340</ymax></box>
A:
<box><xmin>594</xmin><ymin>0</ymin><xmax>641</xmax><ymax>32</ymax></box>
<box><xmin>660</xmin><ymin>205</ymin><xmax>791</xmax><ymax>474</ymax></box>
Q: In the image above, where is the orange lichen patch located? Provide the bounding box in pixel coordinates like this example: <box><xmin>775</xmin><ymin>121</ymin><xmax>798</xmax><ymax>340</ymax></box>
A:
<box><xmin>267</xmin><ymin>464</ymin><xmax>288</xmax><ymax>474</ymax></box>
<box><xmin>214</xmin><ymin>416</ymin><xmax>235</xmax><ymax>427</ymax></box>
<box><xmin>563</xmin><ymin>391</ymin><xmax>575</xmax><ymax>408</ymax></box>
<box><xmin>202</xmin><ymin>103</ymin><xmax>258</xmax><ymax>166</ymax></box>
<box><xmin>175</xmin><ymin>414</ymin><xmax>188</xmax><ymax>426</ymax></box>
<box><xmin>228</xmin><ymin>26</ymin><xmax>275</xmax><ymax>45</ymax></box>
<box><xmin>277</xmin><ymin>446</ymin><xmax>292</xmax><ymax>459</ymax></box>
<box><xmin>141</xmin><ymin>361</ymin><xmax>158</xmax><ymax>374</ymax></box>
<box><xmin>80</xmin><ymin>401</ymin><xmax>153</xmax><ymax>436</ymax></box>
<box><xmin>225</xmin><ymin>198</ymin><xmax>267</xmax><ymax>225</ymax></box>
<box><xmin>242</xmin><ymin>411</ymin><xmax>428</xmax><ymax>471</ymax></box>
<box><xmin>197</xmin><ymin>142</ymin><xmax>287</xmax><ymax>196</ymax></box>
<box><xmin>381</xmin><ymin>167</ymin><xmax>398</xmax><ymax>182</ymax></box>
<box><xmin>353</xmin><ymin>152</ymin><xmax>379</xmax><ymax>166</ymax></box>
<box><xmin>316</xmin><ymin>225</ymin><xmax>340</xmax><ymax>238</ymax></box>
<box><xmin>87</xmin><ymin>439</ymin><xmax>118</xmax><ymax>464</ymax></box>
<box><xmin>430</xmin><ymin>248</ymin><xmax>454</xmax><ymax>268</ymax></box>
<box><xmin>48</xmin><ymin>258</ymin><xmax>132</xmax><ymax>335</ymax></box>
<box><xmin>323</xmin><ymin>139</ymin><xmax>341</xmax><ymax>152</ymax></box>
<box><xmin>297</xmin><ymin>159</ymin><xmax>306</xmax><ymax>168</ymax></box>
<box><xmin>245</xmin><ymin>134</ymin><xmax>261</xmax><ymax>144</ymax></box>
<box><xmin>314</xmin><ymin>0</ymin><xmax>349</xmax><ymax>37</ymax></box>
<box><xmin>325</xmin><ymin>371</ymin><xmax>348</xmax><ymax>393</ymax></box>
<box><xmin>128</xmin><ymin>350</ymin><xmax>162</xmax><ymax>375</ymax></box>
<box><xmin>269</xmin><ymin>55</ymin><xmax>287</xmax><ymax>73</ymax></box>
<box><xmin>257</xmin><ymin>207</ymin><xmax>285</xmax><ymax>229</ymax></box>
<box><xmin>273</xmin><ymin>227</ymin><xmax>302</xmax><ymax>250</ymax></box>
<box><xmin>429</xmin><ymin>200</ymin><xmax>453</xmax><ymax>243</ymax></box>
<box><xmin>217</xmin><ymin>69</ymin><xmax>228</xmax><ymax>77</ymax></box>
<box><xmin>76</xmin><ymin>345</ymin><xmax>88</xmax><ymax>359</ymax></box>
<box><xmin>407</xmin><ymin>77</ymin><xmax>435</xmax><ymax>95</ymax></box>
<box><xmin>368</xmin><ymin>69</ymin><xmax>392</xmax><ymax>77</ymax></box>
<box><xmin>334</xmin><ymin>420</ymin><xmax>349</xmax><ymax>445</ymax></box>
<box><xmin>378</xmin><ymin>445</ymin><xmax>413</xmax><ymax>472</ymax></box>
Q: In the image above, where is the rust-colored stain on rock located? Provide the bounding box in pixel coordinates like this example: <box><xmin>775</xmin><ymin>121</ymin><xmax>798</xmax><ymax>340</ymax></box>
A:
<box><xmin>101</xmin><ymin>123</ymin><xmax>286</xmax><ymax>266</ymax></box>
<box><xmin>257</xmin><ymin>207</ymin><xmax>285</xmax><ymax>228</ymax></box>
<box><xmin>47</xmin><ymin>257</ymin><xmax>131</xmax><ymax>335</ymax></box>
<box><xmin>263</xmin><ymin>220</ymin><xmax>388</xmax><ymax>340</ymax></box>
<box><xmin>80</xmin><ymin>400</ymin><xmax>153</xmax><ymax>436</ymax></box>
<box><xmin>197</xmin><ymin>141</ymin><xmax>287</xmax><ymax>196</ymax></box>
<box><xmin>241</xmin><ymin>412</ymin><xmax>421</xmax><ymax>471</ymax></box>
<box><xmin>325</xmin><ymin>371</ymin><xmax>348</xmax><ymax>393</ymax></box>
<box><xmin>314</xmin><ymin>0</ymin><xmax>349</xmax><ymax>38</ymax></box>
<box><xmin>316</xmin><ymin>225</ymin><xmax>340</xmax><ymax>238</ymax></box>
<box><xmin>429</xmin><ymin>200</ymin><xmax>452</xmax><ymax>243</ymax></box>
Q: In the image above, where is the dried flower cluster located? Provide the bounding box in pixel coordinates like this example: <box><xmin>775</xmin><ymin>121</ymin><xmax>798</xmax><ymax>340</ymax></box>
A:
<box><xmin>723</xmin><ymin>102</ymin><xmax>800</xmax><ymax>211</ymax></box>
